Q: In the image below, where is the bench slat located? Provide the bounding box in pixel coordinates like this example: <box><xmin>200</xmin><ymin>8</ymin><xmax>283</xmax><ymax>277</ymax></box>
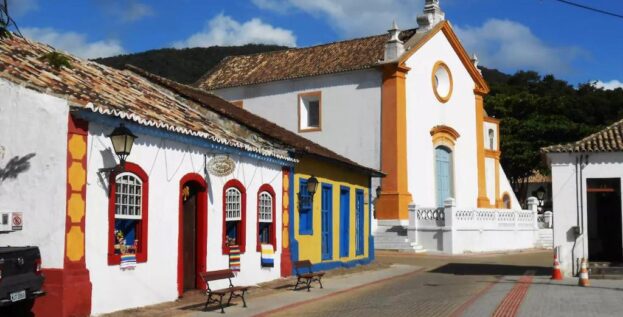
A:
<box><xmin>201</xmin><ymin>269</ymin><xmax>235</xmax><ymax>281</ymax></box>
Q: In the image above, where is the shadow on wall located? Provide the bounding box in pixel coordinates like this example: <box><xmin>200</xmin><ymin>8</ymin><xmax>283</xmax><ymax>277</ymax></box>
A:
<box><xmin>0</xmin><ymin>153</ymin><xmax>36</xmax><ymax>183</ymax></box>
<box><xmin>430</xmin><ymin>263</ymin><xmax>551</xmax><ymax>276</ymax></box>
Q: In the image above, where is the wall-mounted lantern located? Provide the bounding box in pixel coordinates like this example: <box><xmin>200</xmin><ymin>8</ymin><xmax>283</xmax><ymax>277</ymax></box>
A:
<box><xmin>108</xmin><ymin>123</ymin><xmax>137</xmax><ymax>167</ymax></box>
<box><xmin>306</xmin><ymin>175</ymin><xmax>319</xmax><ymax>199</ymax></box>
<box><xmin>100</xmin><ymin>123</ymin><xmax>137</xmax><ymax>174</ymax></box>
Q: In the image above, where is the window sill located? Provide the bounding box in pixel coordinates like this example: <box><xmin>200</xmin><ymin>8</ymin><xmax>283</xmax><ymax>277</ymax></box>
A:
<box><xmin>298</xmin><ymin>230</ymin><xmax>313</xmax><ymax>236</ymax></box>
<box><xmin>299</xmin><ymin>127</ymin><xmax>321</xmax><ymax>133</ymax></box>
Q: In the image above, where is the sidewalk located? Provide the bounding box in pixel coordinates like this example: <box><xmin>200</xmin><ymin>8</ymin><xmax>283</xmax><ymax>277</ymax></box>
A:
<box><xmin>187</xmin><ymin>264</ymin><xmax>422</xmax><ymax>317</ymax></box>
<box><xmin>461</xmin><ymin>275</ymin><xmax>623</xmax><ymax>317</ymax></box>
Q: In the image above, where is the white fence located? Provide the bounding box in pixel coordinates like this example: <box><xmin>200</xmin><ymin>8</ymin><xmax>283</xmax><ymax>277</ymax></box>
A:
<box><xmin>408</xmin><ymin>197</ymin><xmax>540</xmax><ymax>254</ymax></box>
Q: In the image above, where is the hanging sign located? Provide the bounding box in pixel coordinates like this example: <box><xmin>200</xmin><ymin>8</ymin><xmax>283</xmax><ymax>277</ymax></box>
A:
<box><xmin>207</xmin><ymin>155</ymin><xmax>236</xmax><ymax>176</ymax></box>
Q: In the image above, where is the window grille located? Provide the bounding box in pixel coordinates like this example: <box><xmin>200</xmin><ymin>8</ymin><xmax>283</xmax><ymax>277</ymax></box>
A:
<box><xmin>258</xmin><ymin>192</ymin><xmax>273</xmax><ymax>223</ymax></box>
<box><xmin>225</xmin><ymin>187</ymin><xmax>242</xmax><ymax>221</ymax></box>
<box><xmin>115</xmin><ymin>172</ymin><xmax>142</xmax><ymax>220</ymax></box>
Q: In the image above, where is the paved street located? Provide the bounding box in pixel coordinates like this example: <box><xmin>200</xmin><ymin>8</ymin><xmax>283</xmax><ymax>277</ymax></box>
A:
<box><xmin>267</xmin><ymin>250</ymin><xmax>551</xmax><ymax>317</ymax></box>
<box><xmin>105</xmin><ymin>249</ymin><xmax>623</xmax><ymax>317</ymax></box>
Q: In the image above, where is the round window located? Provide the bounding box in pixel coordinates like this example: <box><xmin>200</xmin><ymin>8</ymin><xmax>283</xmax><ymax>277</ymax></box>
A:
<box><xmin>432</xmin><ymin>62</ymin><xmax>453</xmax><ymax>103</ymax></box>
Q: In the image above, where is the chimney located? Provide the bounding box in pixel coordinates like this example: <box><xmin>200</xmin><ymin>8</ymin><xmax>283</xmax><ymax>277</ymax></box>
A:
<box><xmin>384</xmin><ymin>20</ymin><xmax>404</xmax><ymax>61</ymax></box>
<box><xmin>417</xmin><ymin>0</ymin><xmax>445</xmax><ymax>31</ymax></box>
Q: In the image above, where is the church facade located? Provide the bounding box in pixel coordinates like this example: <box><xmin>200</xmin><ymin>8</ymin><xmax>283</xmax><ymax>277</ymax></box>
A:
<box><xmin>197</xmin><ymin>0</ymin><xmax>519</xmax><ymax>248</ymax></box>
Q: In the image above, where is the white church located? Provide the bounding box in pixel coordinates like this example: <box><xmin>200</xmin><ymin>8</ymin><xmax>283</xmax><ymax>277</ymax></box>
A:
<box><xmin>198</xmin><ymin>0</ymin><xmax>541</xmax><ymax>253</ymax></box>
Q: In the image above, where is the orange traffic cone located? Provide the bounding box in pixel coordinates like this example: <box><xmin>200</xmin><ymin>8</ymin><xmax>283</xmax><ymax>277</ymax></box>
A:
<box><xmin>551</xmin><ymin>253</ymin><xmax>563</xmax><ymax>280</ymax></box>
<box><xmin>579</xmin><ymin>258</ymin><xmax>590</xmax><ymax>287</ymax></box>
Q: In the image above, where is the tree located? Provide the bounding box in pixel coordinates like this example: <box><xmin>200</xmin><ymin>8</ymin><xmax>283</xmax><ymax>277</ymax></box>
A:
<box><xmin>483</xmin><ymin>70</ymin><xmax>623</xmax><ymax>203</ymax></box>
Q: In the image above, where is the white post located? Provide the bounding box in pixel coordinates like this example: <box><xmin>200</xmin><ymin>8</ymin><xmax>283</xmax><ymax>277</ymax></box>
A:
<box><xmin>544</xmin><ymin>210</ymin><xmax>553</xmax><ymax>229</ymax></box>
<box><xmin>408</xmin><ymin>203</ymin><xmax>417</xmax><ymax>245</ymax></box>
<box><xmin>444</xmin><ymin>198</ymin><xmax>456</xmax><ymax>254</ymax></box>
<box><xmin>527</xmin><ymin>196</ymin><xmax>539</xmax><ymax>229</ymax></box>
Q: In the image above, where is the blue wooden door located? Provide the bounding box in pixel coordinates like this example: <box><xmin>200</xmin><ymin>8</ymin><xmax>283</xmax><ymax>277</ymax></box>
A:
<box><xmin>355</xmin><ymin>190</ymin><xmax>364</xmax><ymax>256</ymax></box>
<box><xmin>435</xmin><ymin>146</ymin><xmax>452</xmax><ymax>207</ymax></box>
<box><xmin>321</xmin><ymin>184</ymin><xmax>333</xmax><ymax>260</ymax></box>
<box><xmin>340</xmin><ymin>187</ymin><xmax>350</xmax><ymax>258</ymax></box>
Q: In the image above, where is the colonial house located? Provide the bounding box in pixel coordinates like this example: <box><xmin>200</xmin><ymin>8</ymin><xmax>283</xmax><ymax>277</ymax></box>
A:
<box><xmin>196</xmin><ymin>0</ymin><xmax>522</xmax><ymax>251</ymax></box>
<box><xmin>544</xmin><ymin>119</ymin><xmax>623</xmax><ymax>277</ymax></box>
<box><xmin>0</xmin><ymin>34</ymin><xmax>378</xmax><ymax>316</ymax></box>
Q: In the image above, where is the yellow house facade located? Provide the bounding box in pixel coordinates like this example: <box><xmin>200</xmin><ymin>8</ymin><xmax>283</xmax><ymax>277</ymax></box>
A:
<box><xmin>290</xmin><ymin>156</ymin><xmax>376</xmax><ymax>270</ymax></box>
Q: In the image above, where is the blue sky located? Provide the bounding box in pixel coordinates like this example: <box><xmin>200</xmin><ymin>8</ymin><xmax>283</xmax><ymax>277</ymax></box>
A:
<box><xmin>7</xmin><ymin>0</ymin><xmax>623</xmax><ymax>88</ymax></box>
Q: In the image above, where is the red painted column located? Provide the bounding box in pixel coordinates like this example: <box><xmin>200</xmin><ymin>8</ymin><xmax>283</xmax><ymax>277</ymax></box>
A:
<box><xmin>280</xmin><ymin>167</ymin><xmax>292</xmax><ymax>277</ymax></box>
<box><xmin>33</xmin><ymin>115</ymin><xmax>92</xmax><ymax>317</ymax></box>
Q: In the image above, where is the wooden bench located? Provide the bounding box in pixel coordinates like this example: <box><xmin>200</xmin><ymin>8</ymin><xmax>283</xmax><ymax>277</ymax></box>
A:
<box><xmin>200</xmin><ymin>269</ymin><xmax>249</xmax><ymax>313</ymax></box>
<box><xmin>293</xmin><ymin>260</ymin><xmax>325</xmax><ymax>291</ymax></box>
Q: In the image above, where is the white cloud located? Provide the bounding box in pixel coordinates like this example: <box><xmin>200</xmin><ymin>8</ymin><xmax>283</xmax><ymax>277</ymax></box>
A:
<box><xmin>6</xmin><ymin>0</ymin><xmax>38</xmax><ymax>17</ymax></box>
<box><xmin>173</xmin><ymin>14</ymin><xmax>297</xmax><ymax>48</ymax></box>
<box><xmin>95</xmin><ymin>0</ymin><xmax>154</xmax><ymax>23</ymax></box>
<box><xmin>120</xmin><ymin>2</ymin><xmax>153</xmax><ymax>22</ymax></box>
<box><xmin>592</xmin><ymin>80</ymin><xmax>623</xmax><ymax>90</ymax></box>
<box><xmin>454</xmin><ymin>19</ymin><xmax>586</xmax><ymax>75</ymax></box>
<box><xmin>252</xmin><ymin>0</ymin><xmax>424</xmax><ymax>37</ymax></box>
<box><xmin>22</xmin><ymin>27</ymin><xmax>125</xmax><ymax>59</ymax></box>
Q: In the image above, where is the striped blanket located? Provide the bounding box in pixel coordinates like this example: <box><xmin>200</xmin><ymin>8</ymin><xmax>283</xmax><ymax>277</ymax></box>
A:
<box><xmin>229</xmin><ymin>245</ymin><xmax>241</xmax><ymax>272</ymax></box>
<box><xmin>120</xmin><ymin>254</ymin><xmax>136</xmax><ymax>270</ymax></box>
<box><xmin>261</xmin><ymin>244</ymin><xmax>274</xmax><ymax>268</ymax></box>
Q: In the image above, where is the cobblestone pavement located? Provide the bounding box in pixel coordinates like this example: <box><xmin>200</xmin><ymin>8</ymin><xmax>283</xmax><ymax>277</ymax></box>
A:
<box><xmin>268</xmin><ymin>250</ymin><xmax>552</xmax><ymax>317</ymax></box>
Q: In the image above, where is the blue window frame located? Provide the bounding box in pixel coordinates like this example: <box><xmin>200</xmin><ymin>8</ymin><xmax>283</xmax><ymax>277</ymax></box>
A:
<box><xmin>299</xmin><ymin>178</ymin><xmax>313</xmax><ymax>235</ymax></box>
<box><xmin>355</xmin><ymin>189</ymin><xmax>364</xmax><ymax>256</ymax></box>
<box><xmin>321</xmin><ymin>184</ymin><xmax>333</xmax><ymax>260</ymax></box>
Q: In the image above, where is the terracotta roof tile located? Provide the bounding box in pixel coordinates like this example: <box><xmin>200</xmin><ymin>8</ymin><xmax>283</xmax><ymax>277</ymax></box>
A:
<box><xmin>542</xmin><ymin>118</ymin><xmax>623</xmax><ymax>153</ymax></box>
<box><xmin>129</xmin><ymin>65</ymin><xmax>383</xmax><ymax>177</ymax></box>
<box><xmin>0</xmin><ymin>35</ymin><xmax>293</xmax><ymax>162</ymax></box>
<box><xmin>196</xmin><ymin>29</ymin><xmax>417</xmax><ymax>90</ymax></box>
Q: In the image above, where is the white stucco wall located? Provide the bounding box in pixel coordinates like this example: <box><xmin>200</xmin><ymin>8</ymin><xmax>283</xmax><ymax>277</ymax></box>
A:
<box><xmin>0</xmin><ymin>80</ymin><xmax>68</xmax><ymax>269</ymax></box>
<box><xmin>404</xmin><ymin>32</ymin><xmax>479</xmax><ymax>209</ymax></box>
<box><xmin>212</xmin><ymin>69</ymin><xmax>382</xmax><ymax>171</ymax></box>
<box><xmin>485</xmin><ymin>158</ymin><xmax>496</xmax><ymax>206</ymax></box>
<box><xmin>85</xmin><ymin>122</ymin><xmax>283</xmax><ymax>315</ymax></box>
<box><xmin>549</xmin><ymin>152</ymin><xmax>623</xmax><ymax>277</ymax></box>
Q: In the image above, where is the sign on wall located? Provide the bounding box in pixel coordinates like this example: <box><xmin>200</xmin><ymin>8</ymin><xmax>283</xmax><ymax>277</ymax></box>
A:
<box><xmin>207</xmin><ymin>155</ymin><xmax>236</xmax><ymax>177</ymax></box>
<box><xmin>11</xmin><ymin>212</ymin><xmax>23</xmax><ymax>231</ymax></box>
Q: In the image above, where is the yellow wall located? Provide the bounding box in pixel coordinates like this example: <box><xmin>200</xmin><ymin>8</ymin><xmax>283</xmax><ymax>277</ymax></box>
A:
<box><xmin>294</xmin><ymin>157</ymin><xmax>370</xmax><ymax>264</ymax></box>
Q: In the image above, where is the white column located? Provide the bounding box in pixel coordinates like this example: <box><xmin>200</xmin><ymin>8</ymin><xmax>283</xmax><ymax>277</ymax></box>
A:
<box><xmin>408</xmin><ymin>203</ymin><xmax>417</xmax><ymax>245</ymax></box>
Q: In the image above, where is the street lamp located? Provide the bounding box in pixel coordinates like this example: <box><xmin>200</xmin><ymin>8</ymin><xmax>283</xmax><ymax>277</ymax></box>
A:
<box><xmin>306</xmin><ymin>176</ymin><xmax>319</xmax><ymax>199</ymax></box>
<box><xmin>535</xmin><ymin>185</ymin><xmax>546</xmax><ymax>213</ymax></box>
<box><xmin>108</xmin><ymin>123</ymin><xmax>137</xmax><ymax>167</ymax></box>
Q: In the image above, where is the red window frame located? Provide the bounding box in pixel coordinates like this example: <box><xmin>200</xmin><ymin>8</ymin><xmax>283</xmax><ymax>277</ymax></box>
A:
<box><xmin>256</xmin><ymin>184</ymin><xmax>277</xmax><ymax>252</ymax></box>
<box><xmin>222</xmin><ymin>179</ymin><xmax>247</xmax><ymax>254</ymax></box>
<box><xmin>107</xmin><ymin>162</ymin><xmax>149</xmax><ymax>265</ymax></box>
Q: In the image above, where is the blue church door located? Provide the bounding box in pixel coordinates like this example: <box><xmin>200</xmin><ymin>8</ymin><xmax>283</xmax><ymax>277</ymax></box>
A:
<box><xmin>340</xmin><ymin>187</ymin><xmax>350</xmax><ymax>258</ymax></box>
<box><xmin>321</xmin><ymin>184</ymin><xmax>333</xmax><ymax>260</ymax></box>
<box><xmin>435</xmin><ymin>146</ymin><xmax>452</xmax><ymax>207</ymax></box>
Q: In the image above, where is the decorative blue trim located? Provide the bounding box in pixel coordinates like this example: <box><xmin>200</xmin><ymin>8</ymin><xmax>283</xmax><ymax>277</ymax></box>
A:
<box><xmin>288</xmin><ymin>167</ymin><xmax>299</xmax><ymax>275</ymax></box>
<box><xmin>307</xmin><ymin>257</ymin><xmax>373</xmax><ymax>273</ymax></box>
<box><xmin>75</xmin><ymin>111</ymin><xmax>295</xmax><ymax>167</ymax></box>
<box><xmin>368</xmin><ymin>180</ymin><xmax>375</xmax><ymax>262</ymax></box>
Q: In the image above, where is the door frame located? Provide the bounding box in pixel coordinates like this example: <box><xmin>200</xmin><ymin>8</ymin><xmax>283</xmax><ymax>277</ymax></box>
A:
<box><xmin>321</xmin><ymin>183</ymin><xmax>333</xmax><ymax>261</ymax></box>
<box><xmin>340</xmin><ymin>186</ymin><xmax>350</xmax><ymax>258</ymax></box>
<box><xmin>178</xmin><ymin>173</ymin><xmax>208</xmax><ymax>297</ymax></box>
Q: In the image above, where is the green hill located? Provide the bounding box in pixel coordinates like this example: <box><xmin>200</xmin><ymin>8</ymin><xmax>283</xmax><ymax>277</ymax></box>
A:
<box><xmin>94</xmin><ymin>44</ymin><xmax>288</xmax><ymax>85</ymax></box>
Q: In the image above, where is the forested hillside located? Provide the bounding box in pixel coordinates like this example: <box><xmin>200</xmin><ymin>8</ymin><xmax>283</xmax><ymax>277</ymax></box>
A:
<box><xmin>97</xmin><ymin>46</ymin><xmax>623</xmax><ymax>201</ymax></box>
<box><xmin>94</xmin><ymin>44</ymin><xmax>288</xmax><ymax>84</ymax></box>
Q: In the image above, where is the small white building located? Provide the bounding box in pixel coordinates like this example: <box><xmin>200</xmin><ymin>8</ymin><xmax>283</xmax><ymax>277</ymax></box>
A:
<box><xmin>544</xmin><ymin>119</ymin><xmax>623</xmax><ymax>277</ymax></box>
<box><xmin>0</xmin><ymin>34</ymin><xmax>378</xmax><ymax>316</ymax></box>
